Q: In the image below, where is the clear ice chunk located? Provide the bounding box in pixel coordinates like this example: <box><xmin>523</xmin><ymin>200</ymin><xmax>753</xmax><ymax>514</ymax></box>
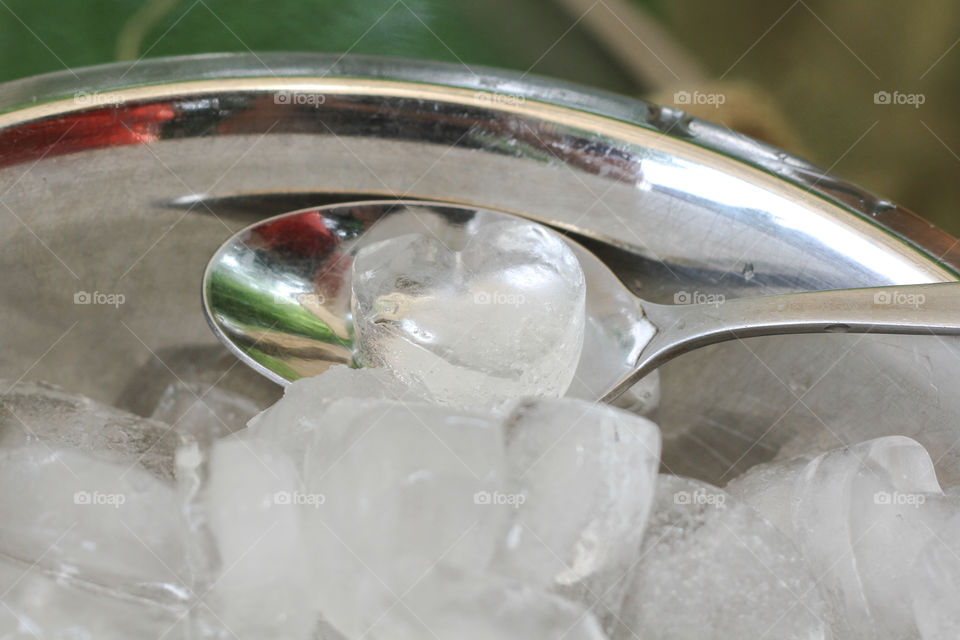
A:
<box><xmin>616</xmin><ymin>474</ymin><xmax>828</xmax><ymax>640</ymax></box>
<box><xmin>791</xmin><ymin>436</ymin><xmax>943</xmax><ymax>639</ymax></box>
<box><xmin>0</xmin><ymin>554</ymin><xmax>187</xmax><ymax>639</ymax></box>
<box><xmin>248</xmin><ymin>364</ymin><xmax>412</xmax><ymax>430</ymax></box>
<box><xmin>113</xmin><ymin>344</ymin><xmax>282</xmax><ymax>428</ymax></box>
<box><xmin>367</xmin><ymin>568</ymin><xmax>609</xmax><ymax>640</ymax></box>
<box><xmin>729</xmin><ymin>436</ymin><xmax>956</xmax><ymax>639</ymax></box>
<box><xmin>201</xmin><ymin>437</ymin><xmax>321</xmax><ymax>639</ymax></box>
<box><xmin>293</xmin><ymin>398</ymin><xmax>510</xmax><ymax>637</ymax></box>
<box><xmin>151</xmin><ymin>382</ymin><xmax>263</xmax><ymax>440</ymax></box>
<box><xmin>911</xmin><ymin>512</ymin><xmax>960</xmax><ymax>640</ymax></box>
<box><xmin>244</xmin><ymin>365</ymin><xmax>420</xmax><ymax>470</ymax></box>
<box><xmin>0</xmin><ymin>379</ymin><xmax>178</xmax><ymax>481</ymax></box>
<box><xmin>351</xmin><ymin>220</ymin><xmax>586</xmax><ymax>405</ymax></box>
<box><xmin>492</xmin><ymin>397</ymin><xmax>660</xmax><ymax>631</ymax></box>
<box><xmin>0</xmin><ymin>444</ymin><xmax>189</xmax><ymax>606</ymax></box>
<box><xmin>725</xmin><ymin>454</ymin><xmax>813</xmax><ymax>536</ymax></box>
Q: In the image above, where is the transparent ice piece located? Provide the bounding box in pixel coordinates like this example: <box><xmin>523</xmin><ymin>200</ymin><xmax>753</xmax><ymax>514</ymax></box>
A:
<box><xmin>202</xmin><ymin>437</ymin><xmax>321</xmax><ymax>639</ymax></box>
<box><xmin>0</xmin><ymin>445</ymin><xmax>189</xmax><ymax>607</ymax></box>
<box><xmin>0</xmin><ymin>379</ymin><xmax>177</xmax><ymax>481</ymax></box>
<box><xmin>352</xmin><ymin>221</ymin><xmax>586</xmax><ymax>405</ymax></box>
<box><xmin>617</xmin><ymin>474</ymin><xmax>827</xmax><ymax>640</ymax></box>
<box><xmin>911</xmin><ymin>512</ymin><xmax>960</xmax><ymax>640</ymax></box>
<box><xmin>368</xmin><ymin>568</ymin><xmax>609</xmax><ymax>640</ymax></box>
<box><xmin>298</xmin><ymin>398</ymin><xmax>510</xmax><ymax>636</ymax></box>
<box><xmin>493</xmin><ymin>397</ymin><xmax>660</xmax><ymax>631</ymax></box>
<box><xmin>793</xmin><ymin>436</ymin><xmax>943</xmax><ymax>639</ymax></box>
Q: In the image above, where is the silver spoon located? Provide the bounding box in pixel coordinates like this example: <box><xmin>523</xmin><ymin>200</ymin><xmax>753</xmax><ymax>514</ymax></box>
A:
<box><xmin>202</xmin><ymin>200</ymin><xmax>960</xmax><ymax>404</ymax></box>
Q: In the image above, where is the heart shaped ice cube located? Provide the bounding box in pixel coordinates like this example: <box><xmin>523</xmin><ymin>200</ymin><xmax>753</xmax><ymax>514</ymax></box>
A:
<box><xmin>351</xmin><ymin>220</ymin><xmax>586</xmax><ymax>405</ymax></box>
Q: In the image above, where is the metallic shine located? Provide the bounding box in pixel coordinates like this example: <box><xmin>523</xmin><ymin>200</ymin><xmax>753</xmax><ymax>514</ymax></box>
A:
<box><xmin>1</xmin><ymin>53</ymin><xmax>958</xmax><ymax>484</ymax></box>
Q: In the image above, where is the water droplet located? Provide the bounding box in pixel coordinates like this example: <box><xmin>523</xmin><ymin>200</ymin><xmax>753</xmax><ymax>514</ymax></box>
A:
<box><xmin>742</xmin><ymin>262</ymin><xmax>755</xmax><ymax>281</ymax></box>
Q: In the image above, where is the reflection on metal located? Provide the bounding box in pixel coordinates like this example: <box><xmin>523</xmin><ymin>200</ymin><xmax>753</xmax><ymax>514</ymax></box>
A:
<box><xmin>1</xmin><ymin>53</ymin><xmax>958</xmax><ymax>485</ymax></box>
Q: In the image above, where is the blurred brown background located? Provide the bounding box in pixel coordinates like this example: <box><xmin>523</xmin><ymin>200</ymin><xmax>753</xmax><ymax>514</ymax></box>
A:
<box><xmin>1</xmin><ymin>0</ymin><xmax>957</xmax><ymax>233</ymax></box>
<box><xmin>654</xmin><ymin>1</ymin><xmax>960</xmax><ymax>236</ymax></box>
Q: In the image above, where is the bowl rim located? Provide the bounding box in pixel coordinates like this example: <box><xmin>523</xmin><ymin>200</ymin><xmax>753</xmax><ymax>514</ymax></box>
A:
<box><xmin>0</xmin><ymin>51</ymin><xmax>956</xmax><ymax>277</ymax></box>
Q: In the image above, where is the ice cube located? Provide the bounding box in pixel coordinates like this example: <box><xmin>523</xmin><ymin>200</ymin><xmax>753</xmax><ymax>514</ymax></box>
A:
<box><xmin>151</xmin><ymin>382</ymin><xmax>263</xmax><ymax>441</ymax></box>
<box><xmin>201</xmin><ymin>437</ymin><xmax>321</xmax><ymax>639</ymax></box>
<box><xmin>126</xmin><ymin>346</ymin><xmax>277</xmax><ymax>442</ymax></box>
<box><xmin>351</xmin><ymin>220</ymin><xmax>586</xmax><ymax>405</ymax></box>
<box><xmin>725</xmin><ymin>454</ymin><xmax>813</xmax><ymax>535</ymax></box>
<box><xmin>367</xmin><ymin>567</ymin><xmax>609</xmax><ymax>640</ymax></box>
<box><xmin>561</xmin><ymin>248</ymin><xmax>659</xmax><ymax>413</ymax></box>
<box><xmin>792</xmin><ymin>436</ymin><xmax>943</xmax><ymax>639</ymax></box>
<box><xmin>730</xmin><ymin>437</ymin><xmax>952</xmax><ymax>639</ymax></box>
<box><xmin>616</xmin><ymin>475</ymin><xmax>828</xmax><ymax>640</ymax></box>
<box><xmin>0</xmin><ymin>445</ymin><xmax>189</xmax><ymax>606</ymax></box>
<box><xmin>0</xmin><ymin>379</ymin><xmax>178</xmax><ymax>481</ymax></box>
<box><xmin>911</xmin><ymin>512</ymin><xmax>960</xmax><ymax>640</ymax></box>
<box><xmin>248</xmin><ymin>364</ymin><xmax>413</xmax><ymax>430</ymax></box>
<box><xmin>245</xmin><ymin>365</ymin><xmax>420</xmax><ymax>470</ymax></box>
<box><xmin>0</xmin><ymin>554</ymin><xmax>187</xmax><ymax>639</ymax></box>
<box><xmin>294</xmin><ymin>397</ymin><xmax>510</xmax><ymax>637</ymax></box>
<box><xmin>492</xmin><ymin>397</ymin><xmax>660</xmax><ymax>631</ymax></box>
<box><xmin>113</xmin><ymin>344</ymin><xmax>282</xmax><ymax>424</ymax></box>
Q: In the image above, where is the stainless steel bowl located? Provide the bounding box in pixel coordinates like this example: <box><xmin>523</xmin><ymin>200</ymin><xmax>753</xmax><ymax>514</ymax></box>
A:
<box><xmin>1</xmin><ymin>53</ymin><xmax>957</xmax><ymax>485</ymax></box>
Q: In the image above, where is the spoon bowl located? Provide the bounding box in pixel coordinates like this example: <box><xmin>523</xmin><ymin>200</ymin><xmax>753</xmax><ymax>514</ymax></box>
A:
<box><xmin>202</xmin><ymin>200</ymin><xmax>655</xmax><ymax>402</ymax></box>
<box><xmin>203</xmin><ymin>200</ymin><xmax>960</xmax><ymax>403</ymax></box>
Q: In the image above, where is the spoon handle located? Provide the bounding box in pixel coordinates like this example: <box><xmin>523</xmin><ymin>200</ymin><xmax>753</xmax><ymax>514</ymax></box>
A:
<box><xmin>599</xmin><ymin>282</ymin><xmax>960</xmax><ymax>403</ymax></box>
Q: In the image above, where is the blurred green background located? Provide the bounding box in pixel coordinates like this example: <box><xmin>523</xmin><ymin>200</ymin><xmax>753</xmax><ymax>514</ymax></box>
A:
<box><xmin>2</xmin><ymin>0</ymin><xmax>958</xmax><ymax>235</ymax></box>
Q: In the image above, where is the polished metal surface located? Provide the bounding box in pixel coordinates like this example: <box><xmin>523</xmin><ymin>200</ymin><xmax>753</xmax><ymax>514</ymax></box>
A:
<box><xmin>1</xmin><ymin>53</ymin><xmax>959</xmax><ymax>486</ymax></box>
<box><xmin>202</xmin><ymin>200</ymin><xmax>653</xmax><ymax>397</ymax></box>
<box><xmin>602</xmin><ymin>282</ymin><xmax>960</xmax><ymax>402</ymax></box>
<box><xmin>203</xmin><ymin>201</ymin><xmax>960</xmax><ymax>406</ymax></box>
